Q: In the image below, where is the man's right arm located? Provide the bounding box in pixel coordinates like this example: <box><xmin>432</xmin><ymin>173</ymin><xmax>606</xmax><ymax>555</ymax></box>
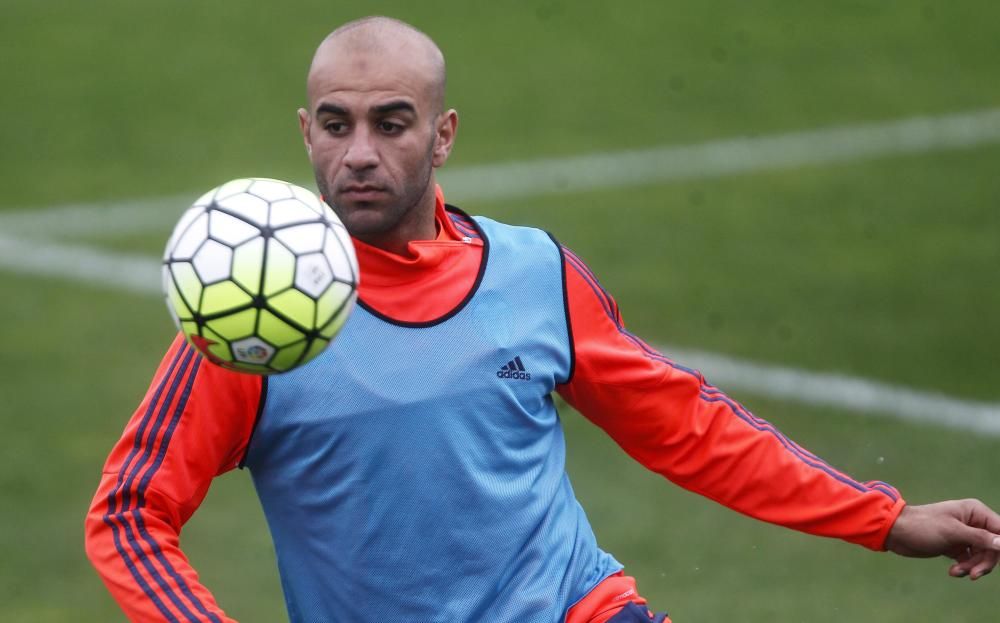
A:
<box><xmin>85</xmin><ymin>335</ymin><xmax>263</xmax><ymax>622</ymax></box>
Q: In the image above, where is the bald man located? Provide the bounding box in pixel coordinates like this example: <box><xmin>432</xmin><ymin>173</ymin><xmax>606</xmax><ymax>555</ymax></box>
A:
<box><xmin>86</xmin><ymin>16</ymin><xmax>1000</xmax><ymax>623</ymax></box>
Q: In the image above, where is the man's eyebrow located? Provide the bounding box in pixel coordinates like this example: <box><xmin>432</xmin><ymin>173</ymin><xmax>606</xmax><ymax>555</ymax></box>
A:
<box><xmin>371</xmin><ymin>100</ymin><xmax>416</xmax><ymax>115</ymax></box>
<box><xmin>315</xmin><ymin>103</ymin><xmax>348</xmax><ymax>116</ymax></box>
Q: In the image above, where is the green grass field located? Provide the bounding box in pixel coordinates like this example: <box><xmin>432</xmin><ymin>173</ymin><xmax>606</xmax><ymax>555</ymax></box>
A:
<box><xmin>2</xmin><ymin>1</ymin><xmax>999</xmax><ymax>621</ymax></box>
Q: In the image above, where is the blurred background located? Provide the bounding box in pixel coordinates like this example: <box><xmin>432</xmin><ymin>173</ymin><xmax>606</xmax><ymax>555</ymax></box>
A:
<box><xmin>1</xmin><ymin>1</ymin><xmax>998</xmax><ymax>621</ymax></box>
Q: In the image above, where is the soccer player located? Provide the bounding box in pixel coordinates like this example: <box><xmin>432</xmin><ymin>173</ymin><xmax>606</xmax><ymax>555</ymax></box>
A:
<box><xmin>85</xmin><ymin>16</ymin><xmax>1000</xmax><ymax>623</ymax></box>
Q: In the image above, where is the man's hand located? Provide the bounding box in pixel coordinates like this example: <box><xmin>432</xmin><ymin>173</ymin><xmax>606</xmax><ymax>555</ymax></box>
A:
<box><xmin>885</xmin><ymin>499</ymin><xmax>1000</xmax><ymax>580</ymax></box>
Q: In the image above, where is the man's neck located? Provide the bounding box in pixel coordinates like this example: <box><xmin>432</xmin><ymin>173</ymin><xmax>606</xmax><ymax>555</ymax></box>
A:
<box><xmin>352</xmin><ymin>184</ymin><xmax>439</xmax><ymax>256</ymax></box>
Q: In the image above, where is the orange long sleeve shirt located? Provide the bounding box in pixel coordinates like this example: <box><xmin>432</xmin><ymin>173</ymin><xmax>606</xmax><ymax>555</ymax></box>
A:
<box><xmin>86</xmin><ymin>188</ymin><xmax>904</xmax><ymax>622</ymax></box>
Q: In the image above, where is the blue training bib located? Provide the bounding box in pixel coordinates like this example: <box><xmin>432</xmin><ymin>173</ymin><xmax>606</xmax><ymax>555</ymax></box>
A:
<box><xmin>245</xmin><ymin>214</ymin><xmax>621</xmax><ymax>623</ymax></box>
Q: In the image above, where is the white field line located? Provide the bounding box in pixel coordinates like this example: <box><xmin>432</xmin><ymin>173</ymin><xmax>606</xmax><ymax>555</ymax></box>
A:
<box><xmin>0</xmin><ymin>195</ymin><xmax>191</xmax><ymax>238</ymax></box>
<box><xmin>668</xmin><ymin>348</ymin><xmax>1000</xmax><ymax>436</ymax></box>
<box><xmin>2</xmin><ymin>234</ymin><xmax>999</xmax><ymax>435</ymax></box>
<box><xmin>0</xmin><ymin>234</ymin><xmax>161</xmax><ymax>294</ymax></box>
<box><xmin>441</xmin><ymin>107</ymin><xmax>1000</xmax><ymax>202</ymax></box>
<box><xmin>2</xmin><ymin>107</ymin><xmax>1000</xmax><ymax>237</ymax></box>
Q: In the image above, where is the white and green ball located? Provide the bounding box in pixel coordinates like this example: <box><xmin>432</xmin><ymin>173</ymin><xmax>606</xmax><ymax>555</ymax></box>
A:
<box><xmin>162</xmin><ymin>178</ymin><xmax>358</xmax><ymax>374</ymax></box>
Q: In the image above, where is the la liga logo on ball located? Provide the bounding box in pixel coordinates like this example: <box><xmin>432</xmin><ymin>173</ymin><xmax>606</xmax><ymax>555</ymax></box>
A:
<box><xmin>162</xmin><ymin>178</ymin><xmax>359</xmax><ymax>375</ymax></box>
<box><xmin>235</xmin><ymin>341</ymin><xmax>274</xmax><ymax>363</ymax></box>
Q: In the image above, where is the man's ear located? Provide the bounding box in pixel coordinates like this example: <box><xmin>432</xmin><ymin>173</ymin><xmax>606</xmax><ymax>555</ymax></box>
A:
<box><xmin>432</xmin><ymin>109</ymin><xmax>459</xmax><ymax>168</ymax></box>
<box><xmin>298</xmin><ymin>108</ymin><xmax>312</xmax><ymax>156</ymax></box>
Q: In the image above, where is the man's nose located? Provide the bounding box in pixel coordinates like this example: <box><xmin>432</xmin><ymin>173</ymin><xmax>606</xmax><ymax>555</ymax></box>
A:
<box><xmin>343</xmin><ymin>126</ymin><xmax>379</xmax><ymax>171</ymax></box>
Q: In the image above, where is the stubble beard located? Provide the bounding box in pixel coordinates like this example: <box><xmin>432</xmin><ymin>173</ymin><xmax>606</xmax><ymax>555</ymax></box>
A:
<box><xmin>314</xmin><ymin>140</ymin><xmax>437</xmax><ymax>242</ymax></box>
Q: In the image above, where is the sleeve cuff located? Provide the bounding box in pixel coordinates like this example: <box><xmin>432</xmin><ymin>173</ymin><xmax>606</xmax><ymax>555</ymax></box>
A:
<box><xmin>874</xmin><ymin>496</ymin><xmax>908</xmax><ymax>551</ymax></box>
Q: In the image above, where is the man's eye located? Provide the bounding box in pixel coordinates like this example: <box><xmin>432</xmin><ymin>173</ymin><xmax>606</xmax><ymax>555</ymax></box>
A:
<box><xmin>378</xmin><ymin>121</ymin><xmax>402</xmax><ymax>134</ymax></box>
<box><xmin>325</xmin><ymin>122</ymin><xmax>348</xmax><ymax>134</ymax></box>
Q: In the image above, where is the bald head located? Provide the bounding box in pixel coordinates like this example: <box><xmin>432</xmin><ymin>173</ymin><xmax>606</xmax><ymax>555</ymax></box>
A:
<box><xmin>308</xmin><ymin>16</ymin><xmax>447</xmax><ymax>114</ymax></box>
<box><xmin>297</xmin><ymin>16</ymin><xmax>459</xmax><ymax>253</ymax></box>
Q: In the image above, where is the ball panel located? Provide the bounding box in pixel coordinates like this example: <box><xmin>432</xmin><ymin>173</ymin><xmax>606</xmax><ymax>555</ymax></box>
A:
<box><xmin>248</xmin><ymin>178</ymin><xmax>294</xmax><ymax>202</ymax></box>
<box><xmin>231</xmin><ymin>237</ymin><xmax>265</xmax><ymax>294</ymax></box>
<box><xmin>323</xmin><ymin>224</ymin><xmax>359</xmax><ymax>284</ymax></box>
<box><xmin>316</xmin><ymin>282</ymin><xmax>355</xmax><ymax>327</ymax></box>
<box><xmin>258</xmin><ymin>309</ymin><xmax>307</xmax><ymax>347</ymax></box>
<box><xmin>319</xmin><ymin>294</ymin><xmax>355</xmax><ymax>339</ymax></box>
<box><xmin>274</xmin><ymin>223</ymin><xmax>325</xmax><ymax>254</ymax></box>
<box><xmin>295</xmin><ymin>252</ymin><xmax>334</xmax><ymax>299</ymax></box>
<box><xmin>267</xmin><ymin>289</ymin><xmax>316</xmax><ymax>330</ymax></box>
<box><xmin>165</xmin><ymin>206</ymin><xmax>206</xmax><ymax>257</ymax></box>
<box><xmin>215</xmin><ymin>192</ymin><xmax>269</xmax><ymax>227</ymax></box>
<box><xmin>209</xmin><ymin>209</ymin><xmax>261</xmax><ymax>246</ymax></box>
<box><xmin>165</xmin><ymin>296</ymin><xmax>184</xmax><ymax>331</ymax></box>
<box><xmin>205</xmin><ymin>308</ymin><xmax>258</xmax><ymax>341</ymax></box>
<box><xmin>161</xmin><ymin>263</ymin><xmax>171</xmax><ymax>294</ymax></box>
<box><xmin>214</xmin><ymin>178</ymin><xmax>253</xmax><ymax>201</ymax></box>
<box><xmin>180</xmin><ymin>320</ymin><xmax>199</xmax><ymax>338</ymax></box>
<box><xmin>269</xmin><ymin>198</ymin><xmax>323</xmax><ymax>228</ymax></box>
<box><xmin>165</xmin><ymin>275</ymin><xmax>193</xmax><ymax>321</ymax></box>
<box><xmin>301</xmin><ymin>337</ymin><xmax>329</xmax><ymax>365</ymax></box>
<box><xmin>263</xmin><ymin>239</ymin><xmax>295</xmax><ymax>296</ymax></box>
<box><xmin>200</xmin><ymin>325</ymin><xmax>234</xmax><ymax>363</ymax></box>
<box><xmin>169</xmin><ymin>262</ymin><xmax>203</xmax><ymax>313</ymax></box>
<box><xmin>269</xmin><ymin>340</ymin><xmax>308</xmax><ymax>372</ymax></box>
<box><xmin>170</xmin><ymin>212</ymin><xmax>209</xmax><ymax>260</ymax></box>
<box><xmin>192</xmin><ymin>239</ymin><xmax>234</xmax><ymax>284</ymax></box>
<box><xmin>290</xmin><ymin>185</ymin><xmax>325</xmax><ymax>215</ymax></box>
<box><xmin>201</xmin><ymin>281</ymin><xmax>253</xmax><ymax>316</ymax></box>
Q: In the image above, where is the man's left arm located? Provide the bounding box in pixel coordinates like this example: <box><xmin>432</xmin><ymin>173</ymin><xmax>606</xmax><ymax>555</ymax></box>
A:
<box><xmin>554</xmin><ymin>245</ymin><xmax>1000</xmax><ymax>578</ymax></box>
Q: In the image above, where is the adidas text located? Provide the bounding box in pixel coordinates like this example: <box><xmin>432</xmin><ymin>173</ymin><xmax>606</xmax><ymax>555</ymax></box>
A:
<box><xmin>496</xmin><ymin>369</ymin><xmax>532</xmax><ymax>381</ymax></box>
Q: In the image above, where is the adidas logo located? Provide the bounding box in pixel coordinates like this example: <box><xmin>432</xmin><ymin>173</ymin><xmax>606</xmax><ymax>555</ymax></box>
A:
<box><xmin>497</xmin><ymin>356</ymin><xmax>531</xmax><ymax>381</ymax></box>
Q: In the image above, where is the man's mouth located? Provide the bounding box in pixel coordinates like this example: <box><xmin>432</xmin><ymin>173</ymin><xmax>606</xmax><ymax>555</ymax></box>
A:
<box><xmin>339</xmin><ymin>184</ymin><xmax>385</xmax><ymax>201</ymax></box>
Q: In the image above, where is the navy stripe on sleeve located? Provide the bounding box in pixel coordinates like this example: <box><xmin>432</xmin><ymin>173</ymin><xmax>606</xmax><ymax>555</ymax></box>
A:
<box><xmin>131</xmin><ymin>355</ymin><xmax>224</xmax><ymax>623</ymax></box>
<box><xmin>562</xmin><ymin>246</ymin><xmax>897</xmax><ymax>503</ymax></box>
<box><xmin>104</xmin><ymin>345</ymin><xmax>221</xmax><ymax>622</ymax></box>
<box><xmin>104</xmin><ymin>345</ymin><xmax>196</xmax><ymax>621</ymax></box>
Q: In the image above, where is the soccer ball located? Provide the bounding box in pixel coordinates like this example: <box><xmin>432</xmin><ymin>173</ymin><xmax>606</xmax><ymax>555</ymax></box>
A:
<box><xmin>162</xmin><ymin>178</ymin><xmax>358</xmax><ymax>374</ymax></box>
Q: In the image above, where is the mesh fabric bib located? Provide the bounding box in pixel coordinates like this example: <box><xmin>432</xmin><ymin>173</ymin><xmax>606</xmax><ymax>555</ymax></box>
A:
<box><xmin>245</xmin><ymin>215</ymin><xmax>621</xmax><ymax>622</ymax></box>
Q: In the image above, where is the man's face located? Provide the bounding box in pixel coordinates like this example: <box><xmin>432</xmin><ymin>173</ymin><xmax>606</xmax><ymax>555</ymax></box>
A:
<box><xmin>299</xmin><ymin>44</ymin><xmax>451</xmax><ymax>242</ymax></box>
